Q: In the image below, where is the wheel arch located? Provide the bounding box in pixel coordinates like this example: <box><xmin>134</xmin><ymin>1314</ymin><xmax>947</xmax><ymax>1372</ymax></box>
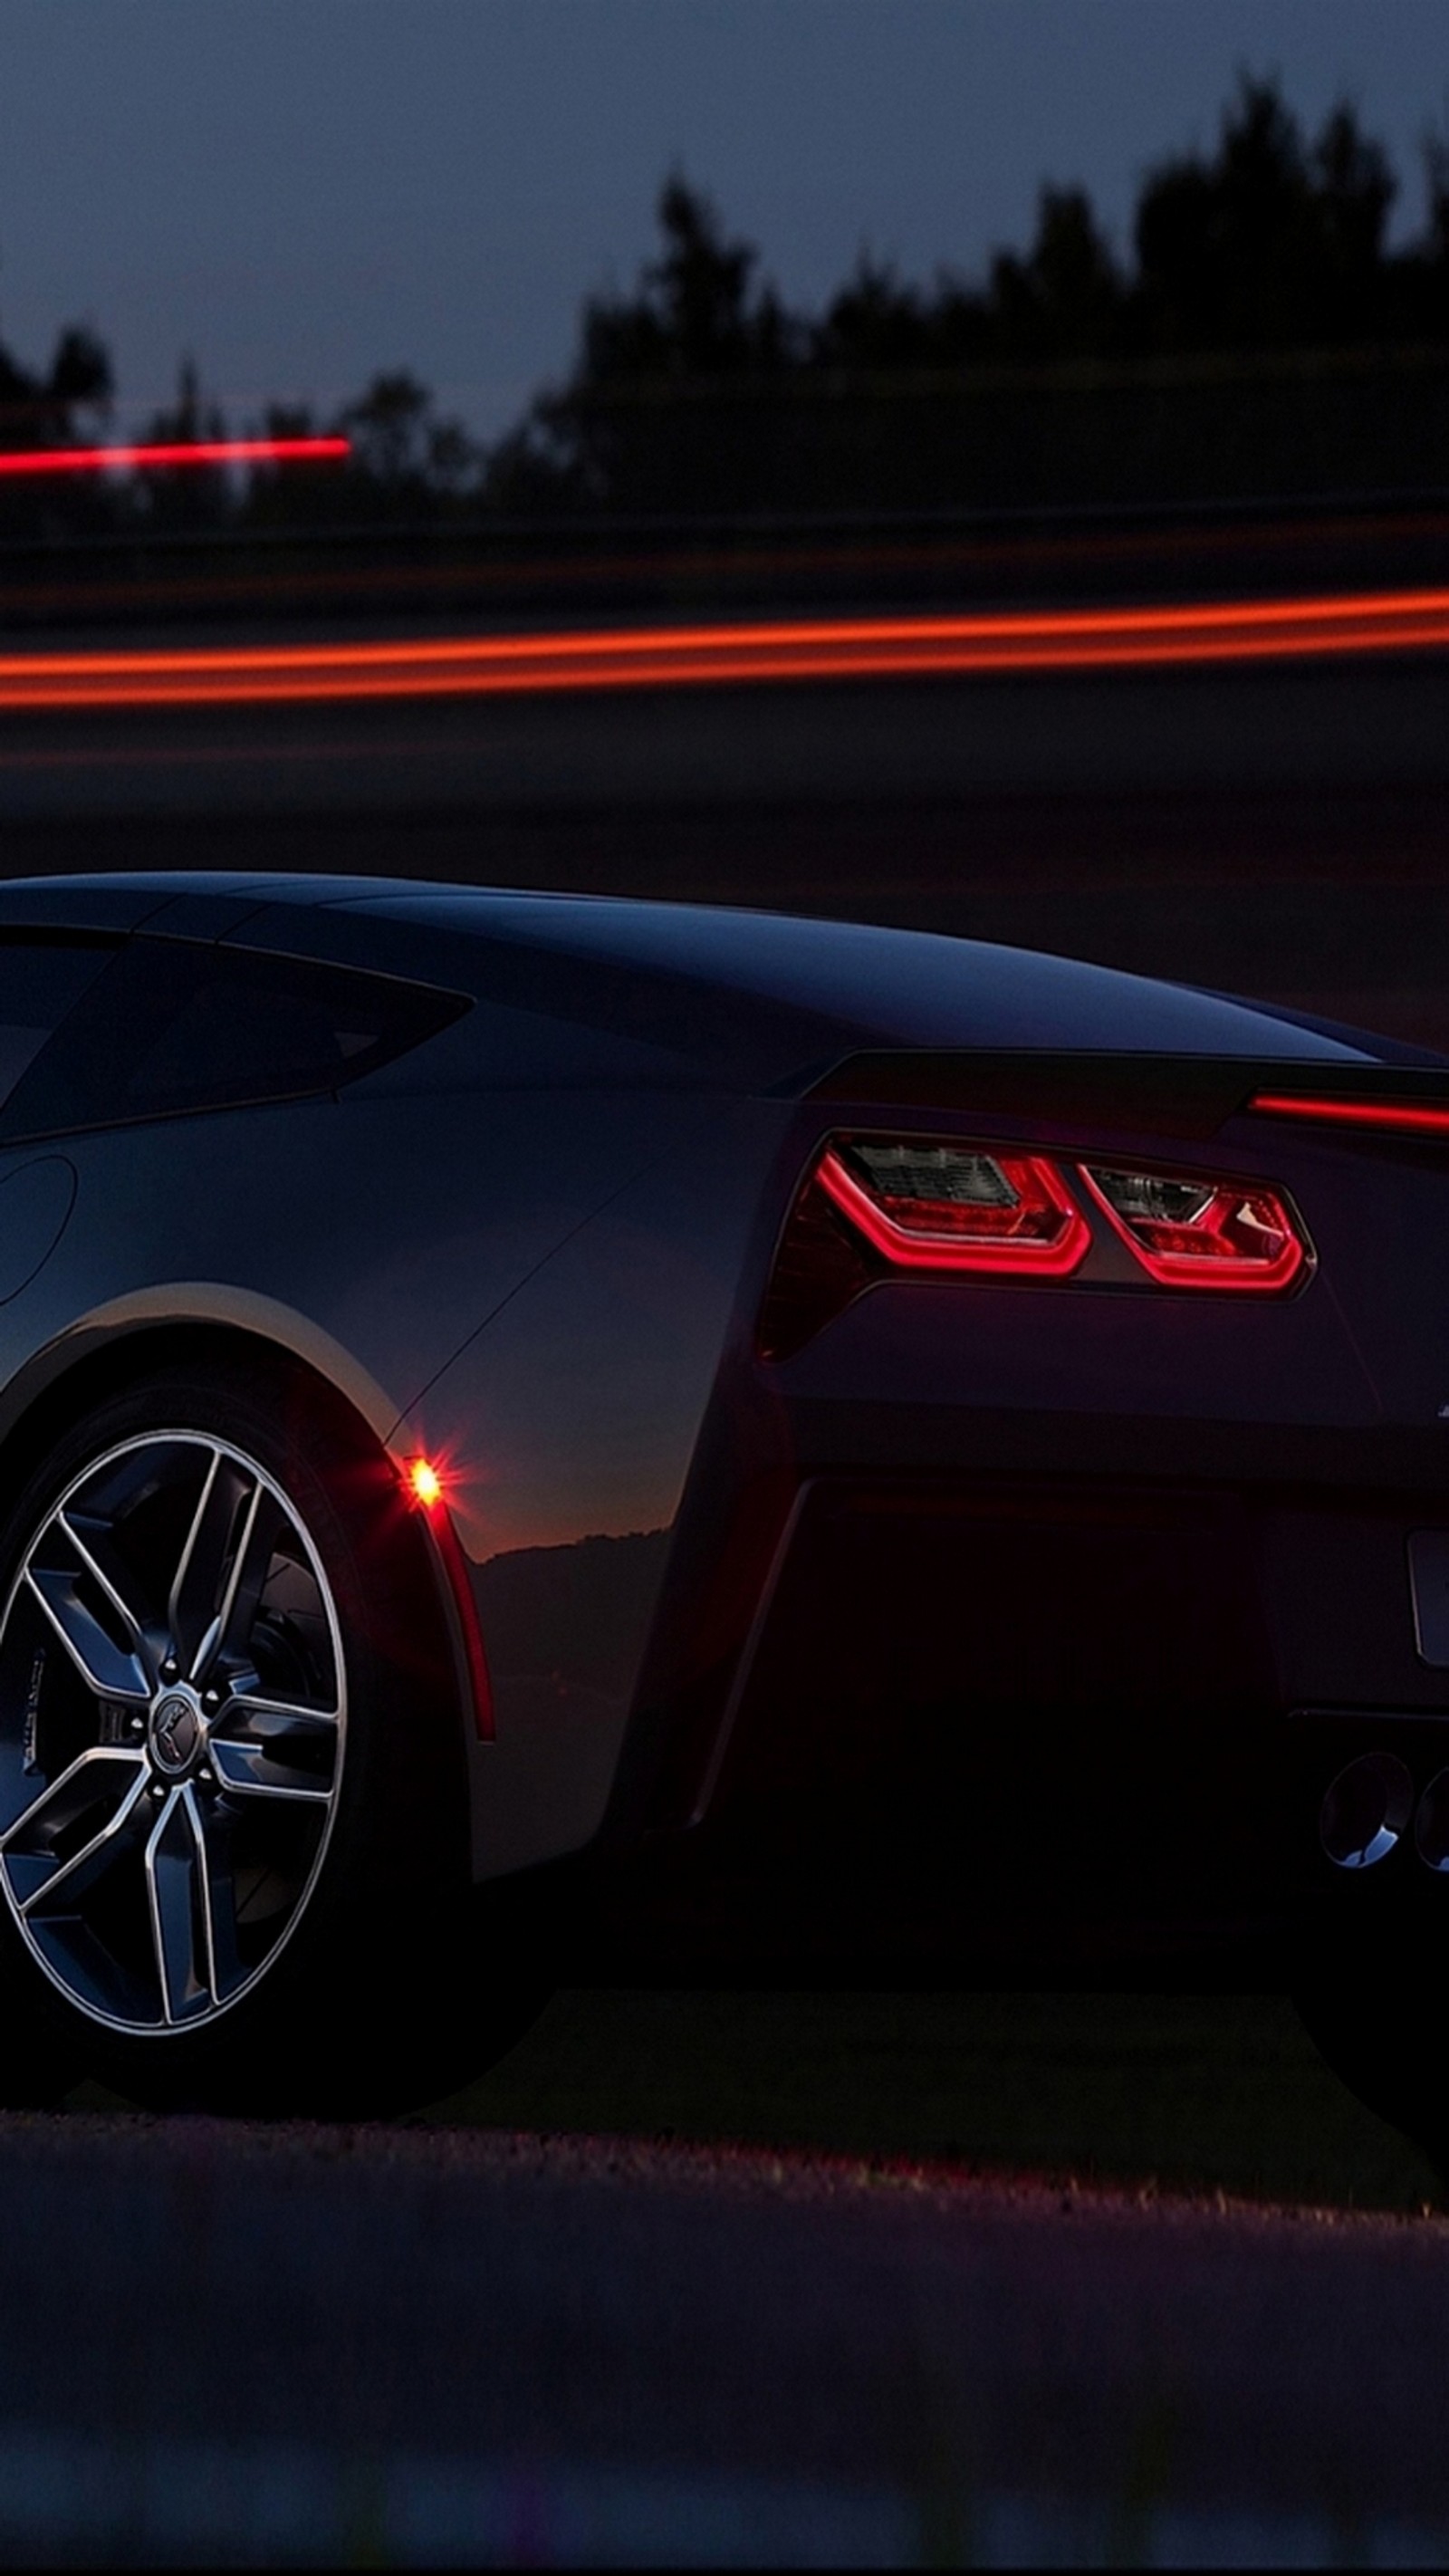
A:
<box><xmin>0</xmin><ymin>1283</ymin><xmax>402</xmax><ymax>1456</ymax></box>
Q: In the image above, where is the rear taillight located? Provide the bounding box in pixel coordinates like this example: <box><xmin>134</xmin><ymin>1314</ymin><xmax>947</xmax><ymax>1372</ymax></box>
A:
<box><xmin>818</xmin><ymin>1139</ymin><xmax>1090</xmax><ymax>1277</ymax></box>
<box><xmin>759</xmin><ymin>1131</ymin><xmax>1311</xmax><ymax>1360</ymax></box>
<box><xmin>1080</xmin><ymin>1164</ymin><xmax>1308</xmax><ymax>1291</ymax></box>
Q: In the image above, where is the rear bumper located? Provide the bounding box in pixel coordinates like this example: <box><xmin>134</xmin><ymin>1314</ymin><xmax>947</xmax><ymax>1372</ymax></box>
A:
<box><xmin>494</xmin><ymin>1095</ymin><xmax>1449</xmax><ymax>1956</ymax></box>
<box><xmin>611</xmin><ymin>1430</ymin><xmax>1449</xmax><ymax>1969</ymax></box>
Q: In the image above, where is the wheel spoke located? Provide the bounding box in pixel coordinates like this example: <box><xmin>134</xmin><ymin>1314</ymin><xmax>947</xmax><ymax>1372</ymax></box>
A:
<box><xmin>56</xmin><ymin>1511</ymin><xmax>153</xmax><ymax>1664</ymax></box>
<box><xmin>0</xmin><ymin>1743</ymin><xmax>144</xmax><ymax>1849</ymax></box>
<box><xmin>191</xmin><ymin>1795</ymin><xmax>242</xmax><ymax>1998</ymax></box>
<box><xmin>2</xmin><ymin>1743</ymin><xmax>146</xmax><ymax>1851</ymax></box>
<box><xmin>208</xmin><ymin>1736</ymin><xmax>332</xmax><ymax>1802</ymax></box>
<box><xmin>204</xmin><ymin>1489</ymin><xmax>290</xmax><ymax>1679</ymax></box>
<box><xmin>168</xmin><ymin>1451</ymin><xmax>251</xmax><ymax>1677</ymax></box>
<box><xmin>224</xmin><ymin>1689</ymin><xmax>340</xmax><ymax>1735</ymax></box>
<box><xmin>10</xmin><ymin>1756</ymin><xmax>150</xmax><ymax>1918</ymax></box>
<box><xmin>24</xmin><ymin>1565</ymin><xmax>149</xmax><ymax>1702</ymax></box>
<box><xmin>145</xmin><ymin>1787</ymin><xmax>214</xmax><ymax>2023</ymax></box>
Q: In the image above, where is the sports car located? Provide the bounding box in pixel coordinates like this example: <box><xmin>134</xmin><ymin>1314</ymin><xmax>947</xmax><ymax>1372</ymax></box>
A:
<box><xmin>0</xmin><ymin>868</ymin><xmax>1441</xmax><ymax>2132</ymax></box>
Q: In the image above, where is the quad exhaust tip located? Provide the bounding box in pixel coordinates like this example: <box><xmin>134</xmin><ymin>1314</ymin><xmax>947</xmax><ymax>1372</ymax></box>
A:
<box><xmin>1318</xmin><ymin>1752</ymin><xmax>1449</xmax><ymax>1872</ymax></box>
<box><xmin>1319</xmin><ymin>1753</ymin><xmax>1415</xmax><ymax>1870</ymax></box>
<box><xmin>1415</xmin><ymin>1767</ymin><xmax>1449</xmax><ymax>1873</ymax></box>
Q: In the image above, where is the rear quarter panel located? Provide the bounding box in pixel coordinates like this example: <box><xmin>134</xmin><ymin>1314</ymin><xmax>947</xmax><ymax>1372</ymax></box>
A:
<box><xmin>393</xmin><ymin>1098</ymin><xmax>792</xmax><ymax>1877</ymax></box>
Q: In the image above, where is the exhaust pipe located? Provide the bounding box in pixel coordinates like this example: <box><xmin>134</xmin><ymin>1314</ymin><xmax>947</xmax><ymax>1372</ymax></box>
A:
<box><xmin>1319</xmin><ymin>1752</ymin><xmax>1414</xmax><ymax>1870</ymax></box>
<box><xmin>1415</xmin><ymin>1766</ymin><xmax>1449</xmax><ymax>1872</ymax></box>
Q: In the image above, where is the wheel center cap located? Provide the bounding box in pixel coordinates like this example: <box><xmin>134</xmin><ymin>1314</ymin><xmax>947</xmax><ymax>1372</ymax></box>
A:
<box><xmin>149</xmin><ymin>1688</ymin><xmax>204</xmax><ymax>1779</ymax></box>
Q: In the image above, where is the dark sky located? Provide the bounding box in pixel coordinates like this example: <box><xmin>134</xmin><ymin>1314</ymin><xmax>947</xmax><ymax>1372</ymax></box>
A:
<box><xmin>2</xmin><ymin>0</ymin><xmax>1444</xmax><ymax>442</ymax></box>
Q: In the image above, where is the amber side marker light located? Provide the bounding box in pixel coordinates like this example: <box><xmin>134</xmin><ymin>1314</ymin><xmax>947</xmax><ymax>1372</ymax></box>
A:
<box><xmin>400</xmin><ymin>1456</ymin><xmax>494</xmax><ymax>1738</ymax></box>
<box><xmin>1252</xmin><ymin>1091</ymin><xmax>1449</xmax><ymax>1139</ymax></box>
<box><xmin>1080</xmin><ymin>1165</ymin><xmax>1308</xmax><ymax>1291</ymax></box>
<box><xmin>407</xmin><ymin>1457</ymin><xmax>444</xmax><ymax>1509</ymax></box>
<box><xmin>817</xmin><ymin>1139</ymin><xmax>1091</xmax><ymax>1276</ymax></box>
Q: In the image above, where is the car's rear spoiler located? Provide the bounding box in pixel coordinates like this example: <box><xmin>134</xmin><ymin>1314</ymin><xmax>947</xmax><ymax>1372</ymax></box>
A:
<box><xmin>808</xmin><ymin>1052</ymin><xmax>1449</xmax><ymax>1142</ymax></box>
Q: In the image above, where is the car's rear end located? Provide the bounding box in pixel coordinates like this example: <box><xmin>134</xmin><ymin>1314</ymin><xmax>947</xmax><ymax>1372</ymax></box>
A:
<box><xmin>601</xmin><ymin>1043</ymin><xmax>1449</xmax><ymax>2009</ymax></box>
<box><xmin>105</xmin><ymin>883</ymin><xmax>1444</xmax><ymax>2009</ymax></box>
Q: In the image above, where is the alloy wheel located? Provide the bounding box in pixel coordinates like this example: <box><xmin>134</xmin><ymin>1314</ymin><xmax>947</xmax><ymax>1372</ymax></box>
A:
<box><xmin>0</xmin><ymin>1430</ymin><xmax>346</xmax><ymax>2035</ymax></box>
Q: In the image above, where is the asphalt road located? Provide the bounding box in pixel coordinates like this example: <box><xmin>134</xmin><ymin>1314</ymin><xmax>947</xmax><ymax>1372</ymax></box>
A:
<box><xmin>0</xmin><ymin>2109</ymin><xmax>1440</xmax><ymax>2566</ymax></box>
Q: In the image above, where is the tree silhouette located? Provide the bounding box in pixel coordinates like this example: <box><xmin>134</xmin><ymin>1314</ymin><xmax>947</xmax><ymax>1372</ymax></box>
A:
<box><xmin>812</xmin><ymin>256</ymin><xmax>934</xmax><ymax>374</ymax></box>
<box><xmin>44</xmin><ymin>326</ymin><xmax>112</xmax><ymax>428</ymax></box>
<box><xmin>580</xmin><ymin>177</ymin><xmax>792</xmax><ymax>385</ymax></box>
<box><xmin>1132</xmin><ymin>77</ymin><xmax>1398</xmax><ymax>352</ymax></box>
<box><xmin>126</xmin><ymin>357</ymin><xmax>233</xmax><ymax>530</ymax></box>
<box><xmin>0</xmin><ymin>312</ymin><xmax>115</xmax><ymax>534</ymax></box>
<box><xmin>985</xmin><ymin>186</ymin><xmax>1126</xmax><ymax>362</ymax></box>
<box><xmin>488</xmin><ymin>86</ymin><xmax>1449</xmax><ymax>514</ymax></box>
<box><xmin>335</xmin><ymin>369</ymin><xmax>479</xmax><ymax>497</ymax></box>
<box><xmin>5</xmin><ymin>72</ymin><xmax>1449</xmax><ymax>533</ymax></box>
<box><xmin>0</xmin><ymin>318</ymin><xmax>112</xmax><ymax>451</ymax></box>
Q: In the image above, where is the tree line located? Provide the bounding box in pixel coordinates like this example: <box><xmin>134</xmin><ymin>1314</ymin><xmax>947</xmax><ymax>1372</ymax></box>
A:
<box><xmin>5</xmin><ymin>74</ymin><xmax>1449</xmax><ymax>532</ymax></box>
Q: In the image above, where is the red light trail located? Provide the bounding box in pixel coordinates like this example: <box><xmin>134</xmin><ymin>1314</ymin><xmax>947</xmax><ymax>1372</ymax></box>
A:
<box><xmin>0</xmin><ymin>437</ymin><xmax>349</xmax><ymax>478</ymax></box>
<box><xmin>0</xmin><ymin>587</ymin><xmax>1445</xmax><ymax>709</ymax></box>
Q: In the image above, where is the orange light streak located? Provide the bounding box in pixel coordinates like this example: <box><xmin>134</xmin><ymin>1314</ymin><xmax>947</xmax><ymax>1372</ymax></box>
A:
<box><xmin>0</xmin><ymin>437</ymin><xmax>350</xmax><ymax>477</ymax></box>
<box><xmin>0</xmin><ymin>588</ymin><xmax>1445</xmax><ymax>709</ymax></box>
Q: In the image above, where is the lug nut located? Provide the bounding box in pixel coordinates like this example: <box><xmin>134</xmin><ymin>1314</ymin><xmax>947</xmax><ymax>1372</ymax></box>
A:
<box><xmin>149</xmin><ymin>1783</ymin><xmax>167</xmax><ymax>1802</ymax></box>
<box><xmin>160</xmin><ymin>1658</ymin><xmax>178</xmax><ymax>1683</ymax></box>
<box><xmin>130</xmin><ymin>1717</ymin><xmax>145</xmax><ymax>1737</ymax></box>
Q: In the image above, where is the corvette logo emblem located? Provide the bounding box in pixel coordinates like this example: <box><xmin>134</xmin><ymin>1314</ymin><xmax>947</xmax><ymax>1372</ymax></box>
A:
<box><xmin>150</xmin><ymin>1694</ymin><xmax>201</xmax><ymax>1775</ymax></box>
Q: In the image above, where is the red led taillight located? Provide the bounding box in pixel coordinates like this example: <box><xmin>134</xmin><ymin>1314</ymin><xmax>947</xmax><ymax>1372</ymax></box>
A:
<box><xmin>759</xmin><ymin>1131</ymin><xmax>1311</xmax><ymax>1359</ymax></box>
<box><xmin>1080</xmin><ymin>1164</ymin><xmax>1308</xmax><ymax>1292</ymax></box>
<box><xmin>817</xmin><ymin>1139</ymin><xmax>1090</xmax><ymax>1276</ymax></box>
<box><xmin>1252</xmin><ymin>1092</ymin><xmax>1449</xmax><ymax>1139</ymax></box>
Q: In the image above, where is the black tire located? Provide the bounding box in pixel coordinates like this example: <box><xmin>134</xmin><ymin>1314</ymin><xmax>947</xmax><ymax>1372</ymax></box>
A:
<box><xmin>0</xmin><ymin>1990</ymin><xmax>83</xmax><ymax>2109</ymax></box>
<box><xmin>1294</xmin><ymin>1967</ymin><xmax>1449</xmax><ymax>2163</ymax></box>
<box><xmin>0</xmin><ymin>1358</ymin><xmax>549</xmax><ymax>2116</ymax></box>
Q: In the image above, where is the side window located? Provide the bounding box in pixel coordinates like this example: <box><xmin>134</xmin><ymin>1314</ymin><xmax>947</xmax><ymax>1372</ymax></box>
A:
<box><xmin>0</xmin><ymin>939</ymin><xmax>469</xmax><ymax>1141</ymax></box>
<box><xmin>0</xmin><ymin>938</ymin><xmax>115</xmax><ymax>1111</ymax></box>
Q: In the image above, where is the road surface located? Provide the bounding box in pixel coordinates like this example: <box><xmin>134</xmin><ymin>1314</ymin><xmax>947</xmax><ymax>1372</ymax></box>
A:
<box><xmin>0</xmin><ymin>2110</ymin><xmax>1442</xmax><ymax>2564</ymax></box>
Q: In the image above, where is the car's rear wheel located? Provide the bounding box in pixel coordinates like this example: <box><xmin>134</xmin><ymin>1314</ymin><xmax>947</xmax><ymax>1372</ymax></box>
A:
<box><xmin>0</xmin><ymin>1360</ymin><xmax>546</xmax><ymax>2114</ymax></box>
